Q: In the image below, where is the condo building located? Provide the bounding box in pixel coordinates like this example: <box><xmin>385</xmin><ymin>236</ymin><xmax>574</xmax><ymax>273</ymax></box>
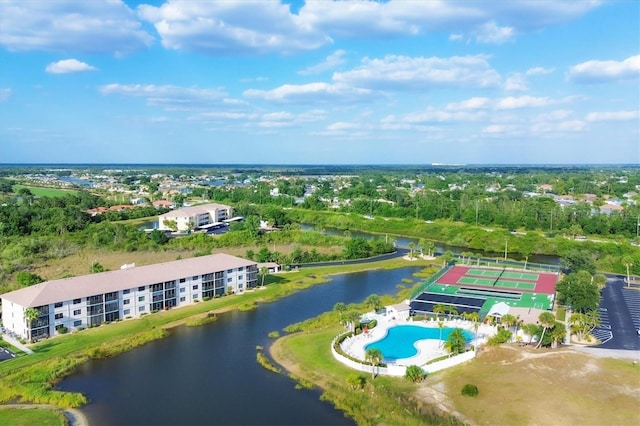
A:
<box><xmin>0</xmin><ymin>253</ymin><xmax>258</xmax><ymax>341</ymax></box>
<box><xmin>158</xmin><ymin>203</ymin><xmax>233</xmax><ymax>232</ymax></box>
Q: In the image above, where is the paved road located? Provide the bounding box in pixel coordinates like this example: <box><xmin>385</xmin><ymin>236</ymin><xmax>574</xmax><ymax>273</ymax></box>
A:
<box><xmin>594</xmin><ymin>275</ymin><xmax>640</xmax><ymax>351</ymax></box>
<box><xmin>0</xmin><ymin>347</ymin><xmax>15</xmax><ymax>362</ymax></box>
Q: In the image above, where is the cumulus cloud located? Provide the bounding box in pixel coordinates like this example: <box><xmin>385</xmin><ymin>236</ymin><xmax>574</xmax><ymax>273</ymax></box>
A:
<box><xmin>244</xmin><ymin>82</ymin><xmax>374</xmax><ymax>104</ymax></box>
<box><xmin>0</xmin><ymin>88</ymin><xmax>11</xmax><ymax>102</ymax></box>
<box><xmin>495</xmin><ymin>96</ymin><xmax>552</xmax><ymax>109</ymax></box>
<box><xmin>531</xmin><ymin>120</ymin><xmax>586</xmax><ymax>133</ymax></box>
<box><xmin>333</xmin><ymin>55</ymin><xmax>501</xmax><ymax>90</ymax></box>
<box><xmin>445</xmin><ymin>97</ymin><xmax>491</xmax><ymax>111</ymax></box>
<box><xmin>585</xmin><ymin>110</ymin><xmax>640</xmax><ymax>121</ymax></box>
<box><xmin>45</xmin><ymin>59</ymin><xmax>97</xmax><ymax>74</ymax></box>
<box><xmin>99</xmin><ymin>84</ymin><xmax>229</xmax><ymax>110</ymax></box>
<box><xmin>504</xmin><ymin>73</ymin><xmax>528</xmax><ymax>91</ymax></box>
<box><xmin>473</xmin><ymin>21</ymin><xmax>515</xmax><ymax>44</ymax></box>
<box><xmin>0</xmin><ymin>0</ymin><xmax>153</xmax><ymax>55</ymax></box>
<box><xmin>299</xmin><ymin>50</ymin><xmax>347</xmax><ymax>75</ymax></box>
<box><xmin>568</xmin><ymin>55</ymin><xmax>640</xmax><ymax>84</ymax></box>
<box><xmin>138</xmin><ymin>0</ymin><xmax>329</xmax><ymax>55</ymax></box>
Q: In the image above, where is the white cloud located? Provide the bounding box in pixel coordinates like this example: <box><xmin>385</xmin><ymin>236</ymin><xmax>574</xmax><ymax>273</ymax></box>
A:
<box><xmin>526</xmin><ymin>66</ymin><xmax>555</xmax><ymax>76</ymax></box>
<box><xmin>585</xmin><ymin>110</ymin><xmax>640</xmax><ymax>122</ymax></box>
<box><xmin>445</xmin><ymin>97</ymin><xmax>491</xmax><ymax>111</ymax></box>
<box><xmin>0</xmin><ymin>88</ymin><xmax>11</xmax><ymax>102</ymax></box>
<box><xmin>45</xmin><ymin>59</ymin><xmax>97</xmax><ymax>74</ymax></box>
<box><xmin>244</xmin><ymin>82</ymin><xmax>374</xmax><ymax>104</ymax></box>
<box><xmin>474</xmin><ymin>21</ymin><xmax>515</xmax><ymax>44</ymax></box>
<box><xmin>327</xmin><ymin>122</ymin><xmax>359</xmax><ymax>131</ymax></box>
<box><xmin>482</xmin><ymin>124</ymin><xmax>513</xmax><ymax>134</ymax></box>
<box><xmin>0</xmin><ymin>0</ymin><xmax>153</xmax><ymax>55</ymax></box>
<box><xmin>333</xmin><ymin>55</ymin><xmax>501</xmax><ymax>90</ymax></box>
<box><xmin>99</xmin><ymin>84</ymin><xmax>228</xmax><ymax>110</ymax></box>
<box><xmin>568</xmin><ymin>55</ymin><xmax>640</xmax><ymax>84</ymax></box>
<box><xmin>495</xmin><ymin>96</ymin><xmax>552</xmax><ymax>109</ymax></box>
<box><xmin>403</xmin><ymin>107</ymin><xmax>486</xmax><ymax>124</ymax></box>
<box><xmin>299</xmin><ymin>50</ymin><xmax>347</xmax><ymax>75</ymax></box>
<box><xmin>534</xmin><ymin>110</ymin><xmax>573</xmax><ymax>121</ymax></box>
<box><xmin>504</xmin><ymin>73</ymin><xmax>528</xmax><ymax>91</ymax></box>
<box><xmin>531</xmin><ymin>120</ymin><xmax>586</xmax><ymax>133</ymax></box>
<box><xmin>138</xmin><ymin>0</ymin><xmax>329</xmax><ymax>55</ymax></box>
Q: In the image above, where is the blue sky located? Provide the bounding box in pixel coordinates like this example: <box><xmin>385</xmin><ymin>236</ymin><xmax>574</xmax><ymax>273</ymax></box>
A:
<box><xmin>0</xmin><ymin>0</ymin><xmax>638</xmax><ymax>165</ymax></box>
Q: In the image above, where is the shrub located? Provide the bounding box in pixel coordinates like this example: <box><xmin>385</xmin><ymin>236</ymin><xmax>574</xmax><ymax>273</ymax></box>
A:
<box><xmin>405</xmin><ymin>365</ymin><xmax>426</xmax><ymax>383</ymax></box>
<box><xmin>461</xmin><ymin>384</ymin><xmax>479</xmax><ymax>397</ymax></box>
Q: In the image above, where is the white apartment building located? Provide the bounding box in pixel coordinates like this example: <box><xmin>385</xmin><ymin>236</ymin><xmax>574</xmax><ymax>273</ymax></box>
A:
<box><xmin>158</xmin><ymin>203</ymin><xmax>233</xmax><ymax>232</ymax></box>
<box><xmin>0</xmin><ymin>253</ymin><xmax>257</xmax><ymax>342</ymax></box>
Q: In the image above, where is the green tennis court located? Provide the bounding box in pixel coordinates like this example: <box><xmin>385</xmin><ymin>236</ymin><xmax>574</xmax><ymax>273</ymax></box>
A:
<box><xmin>494</xmin><ymin>280</ymin><xmax>536</xmax><ymax>290</ymax></box>
<box><xmin>467</xmin><ymin>268</ymin><xmax>503</xmax><ymax>277</ymax></box>
<box><xmin>501</xmin><ymin>271</ymin><xmax>540</xmax><ymax>281</ymax></box>
<box><xmin>457</xmin><ymin>277</ymin><xmax>497</xmax><ymax>286</ymax></box>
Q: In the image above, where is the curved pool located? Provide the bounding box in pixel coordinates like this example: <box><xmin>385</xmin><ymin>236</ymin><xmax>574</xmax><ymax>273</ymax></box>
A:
<box><xmin>364</xmin><ymin>325</ymin><xmax>474</xmax><ymax>361</ymax></box>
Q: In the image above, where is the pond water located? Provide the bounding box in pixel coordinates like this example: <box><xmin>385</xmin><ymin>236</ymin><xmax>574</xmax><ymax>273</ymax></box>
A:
<box><xmin>58</xmin><ymin>267</ymin><xmax>424</xmax><ymax>426</ymax></box>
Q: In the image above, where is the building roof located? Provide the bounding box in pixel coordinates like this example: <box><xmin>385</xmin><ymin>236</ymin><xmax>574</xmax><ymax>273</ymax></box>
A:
<box><xmin>1</xmin><ymin>253</ymin><xmax>254</xmax><ymax>308</ymax></box>
<box><xmin>158</xmin><ymin>203</ymin><xmax>231</xmax><ymax>219</ymax></box>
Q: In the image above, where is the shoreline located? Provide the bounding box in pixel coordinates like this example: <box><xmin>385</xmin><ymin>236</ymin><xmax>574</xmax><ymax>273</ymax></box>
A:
<box><xmin>0</xmin><ymin>404</ymin><xmax>89</xmax><ymax>426</ymax></box>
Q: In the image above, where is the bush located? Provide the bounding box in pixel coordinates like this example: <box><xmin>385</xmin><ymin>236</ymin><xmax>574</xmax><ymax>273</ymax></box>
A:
<box><xmin>461</xmin><ymin>384</ymin><xmax>479</xmax><ymax>397</ymax></box>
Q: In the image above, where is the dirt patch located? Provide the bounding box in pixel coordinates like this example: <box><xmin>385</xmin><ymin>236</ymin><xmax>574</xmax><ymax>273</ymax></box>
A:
<box><xmin>413</xmin><ymin>345</ymin><xmax>640</xmax><ymax>426</ymax></box>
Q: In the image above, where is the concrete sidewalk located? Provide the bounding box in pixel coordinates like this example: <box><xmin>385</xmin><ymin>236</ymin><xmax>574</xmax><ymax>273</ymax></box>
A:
<box><xmin>571</xmin><ymin>345</ymin><xmax>640</xmax><ymax>361</ymax></box>
<box><xmin>1</xmin><ymin>333</ymin><xmax>34</xmax><ymax>355</ymax></box>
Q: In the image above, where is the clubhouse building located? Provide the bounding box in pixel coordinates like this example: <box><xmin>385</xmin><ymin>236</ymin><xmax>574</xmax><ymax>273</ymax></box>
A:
<box><xmin>158</xmin><ymin>203</ymin><xmax>233</xmax><ymax>232</ymax></box>
<box><xmin>1</xmin><ymin>253</ymin><xmax>258</xmax><ymax>341</ymax></box>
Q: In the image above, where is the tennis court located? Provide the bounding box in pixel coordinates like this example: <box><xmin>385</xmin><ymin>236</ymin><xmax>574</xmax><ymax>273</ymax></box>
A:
<box><xmin>467</xmin><ymin>268</ymin><xmax>503</xmax><ymax>277</ymax></box>
<box><xmin>493</xmin><ymin>280</ymin><xmax>536</xmax><ymax>290</ymax></box>
<box><xmin>501</xmin><ymin>271</ymin><xmax>540</xmax><ymax>281</ymax></box>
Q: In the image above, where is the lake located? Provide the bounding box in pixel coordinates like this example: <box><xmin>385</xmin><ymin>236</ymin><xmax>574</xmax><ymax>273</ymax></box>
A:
<box><xmin>58</xmin><ymin>267</ymin><xmax>424</xmax><ymax>425</ymax></box>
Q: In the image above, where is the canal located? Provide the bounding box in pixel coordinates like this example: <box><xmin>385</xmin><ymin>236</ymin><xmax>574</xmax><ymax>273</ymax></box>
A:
<box><xmin>58</xmin><ymin>267</ymin><xmax>424</xmax><ymax>425</ymax></box>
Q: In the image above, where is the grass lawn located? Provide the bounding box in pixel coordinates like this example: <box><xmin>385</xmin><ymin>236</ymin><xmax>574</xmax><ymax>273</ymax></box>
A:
<box><xmin>0</xmin><ymin>407</ymin><xmax>67</xmax><ymax>426</ymax></box>
<box><xmin>13</xmin><ymin>185</ymin><xmax>78</xmax><ymax>197</ymax></box>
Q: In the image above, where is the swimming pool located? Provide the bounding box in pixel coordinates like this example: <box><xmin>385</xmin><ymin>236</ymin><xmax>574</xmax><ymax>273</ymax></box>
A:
<box><xmin>364</xmin><ymin>325</ymin><xmax>474</xmax><ymax>361</ymax></box>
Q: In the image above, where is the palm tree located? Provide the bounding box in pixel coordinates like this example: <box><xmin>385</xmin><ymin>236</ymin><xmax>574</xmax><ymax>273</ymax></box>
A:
<box><xmin>365</xmin><ymin>348</ymin><xmax>383</xmax><ymax>380</ymax></box>
<box><xmin>425</xmin><ymin>241</ymin><xmax>436</xmax><ymax>257</ymax></box>
<box><xmin>333</xmin><ymin>302</ymin><xmax>347</xmax><ymax>325</ymax></box>
<box><xmin>345</xmin><ymin>310</ymin><xmax>361</xmax><ymax>333</ymax></box>
<box><xmin>437</xmin><ymin>319</ymin><xmax>445</xmax><ymax>347</ymax></box>
<box><xmin>444</xmin><ymin>328</ymin><xmax>467</xmax><ymax>355</ymax></box>
<box><xmin>549</xmin><ymin>322</ymin><xmax>566</xmax><ymax>349</ymax></box>
<box><xmin>522</xmin><ymin>323</ymin><xmax>539</xmax><ymax>345</ymax></box>
<box><xmin>536</xmin><ymin>312</ymin><xmax>556</xmax><ymax>348</ymax></box>
<box><xmin>622</xmin><ymin>257</ymin><xmax>634</xmax><ymax>288</ymax></box>
<box><xmin>259</xmin><ymin>266</ymin><xmax>268</xmax><ymax>287</ymax></box>
<box><xmin>408</xmin><ymin>242</ymin><xmax>415</xmax><ymax>259</ymax></box>
<box><xmin>418</xmin><ymin>238</ymin><xmax>427</xmax><ymax>257</ymax></box>
<box><xmin>501</xmin><ymin>314</ymin><xmax>517</xmax><ymax>336</ymax></box>
<box><xmin>433</xmin><ymin>304</ymin><xmax>447</xmax><ymax>320</ymax></box>
<box><xmin>24</xmin><ymin>307</ymin><xmax>40</xmax><ymax>342</ymax></box>
<box><xmin>364</xmin><ymin>294</ymin><xmax>381</xmax><ymax>312</ymax></box>
<box><xmin>446</xmin><ymin>305</ymin><xmax>458</xmax><ymax>320</ymax></box>
<box><xmin>463</xmin><ymin>311</ymin><xmax>480</xmax><ymax>352</ymax></box>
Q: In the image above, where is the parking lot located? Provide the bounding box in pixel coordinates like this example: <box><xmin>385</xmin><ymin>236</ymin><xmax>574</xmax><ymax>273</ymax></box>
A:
<box><xmin>594</xmin><ymin>275</ymin><xmax>640</xmax><ymax>350</ymax></box>
<box><xmin>0</xmin><ymin>346</ymin><xmax>16</xmax><ymax>362</ymax></box>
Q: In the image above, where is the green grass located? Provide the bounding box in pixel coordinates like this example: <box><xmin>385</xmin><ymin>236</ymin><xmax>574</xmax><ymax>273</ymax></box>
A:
<box><xmin>0</xmin><ymin>407</ymin><xmax>67</xmax><ymax>426</ymax></box>
<box><xmin>13</xmin><ymin>185</ymin><xmax>78</xmax><ymax>197</ymax></box>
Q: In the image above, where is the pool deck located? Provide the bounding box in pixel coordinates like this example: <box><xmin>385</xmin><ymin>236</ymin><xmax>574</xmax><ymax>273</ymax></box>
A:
<box><xmin>341</xmin><ymin>314</ymin><xmax>496</xmax><ymax>367</ymax></box>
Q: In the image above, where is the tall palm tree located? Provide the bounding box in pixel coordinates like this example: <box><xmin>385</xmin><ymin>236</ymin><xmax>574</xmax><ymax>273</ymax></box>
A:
<box><xmin>365</xmin><ymin>348</ymin><xmax>383</xmax><ymax>380</ymax></box>
<box><xmin>364</xmin><ymin>294</ymin><xmax>381</xmax><ymax>312</ymax></box>
<box><xmin>444</xmin><ymin>328</ymin><xmax>467</xmax><ymax>355</ymax></box>
<box><xmin>437</xmin><ymin>319</ymin><xmax>445</xmax><ymax>347</ymax></box>
<box><xmin>24</xmin><ymin>307</ymin><xmax>40</xmax><ymax>342</ymax></box>
<box><xmin>408</xmin><ymin>242</ymin><xmax>415</xmax><ymax>259</ymax></box>
<box><xmin>345</xmin><ymin>310</ymin><xmax>361</xmax><ymax>333</ymax></box>
<box><xmin>259</xmin><ymin>266</ymin><xmax>268</xmax><ymax>287</ymax></box>
<box><xmin>433</xmin><ymin>304</ymin><xmax>447</xmax><ymax>320</ymax></box>
<box><xmin>536</xmin><ymin>312</ymin><xmax>556</xmax><ymax>348</ymax></box>
<box><xmin>333</xmin><ymin>302</ymin><xmax>347</xmax><ymax>326</ymax></box>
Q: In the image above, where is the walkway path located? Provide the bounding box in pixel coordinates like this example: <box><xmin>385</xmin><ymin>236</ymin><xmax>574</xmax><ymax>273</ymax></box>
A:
<box><xmin>571</xmin><ymin>346</ymin><xmax>640</xmax><ymax>361</ymax></box>
<box><xmin>0</xmin><ymin>333</ymin><xmax>33</xmax><ymax>354</ymax></box>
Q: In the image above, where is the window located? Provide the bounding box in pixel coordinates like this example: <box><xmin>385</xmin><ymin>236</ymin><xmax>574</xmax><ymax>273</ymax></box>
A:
<box><xmin>227</xmin><ymin>277</ymin><xmax>232</xmax><ymax>283</ymax></box>
<box><xmin>123</xmin><ymin>289</ymin><xmax>130</xmax><ymax>294</ymax></box>
<box><xmin>73</xmin><ymin>298</ymin><xmax>81</xmax><ymax>304</ymax></box>
<box><xmin>192</xmin><ymin>285</ymin><xmax>198</xmax><ymax>290</ymax></box>
<box><xmin>73</xmin><ymin>320</ymin><xmax>82</xmax><ymax>327</ymax></box>
<box><xmin>238</xmin><ymin>275</ymin><xmax>243</xmax><ymax>280</ymax></box>
<box><xmin>138</xmin><ymin>286</ymin><xmax>145</xmax><ymax>291</ymax></box>
<box><xmin>179</xmin><ymin>297</ymin><xmax>186</xmax><ymax>302</ymax></box>
<box><xmin>54</xmin><ymin>313</ymin><xmax>63</xmax><ymax>320</ymax></box>
<box><xmin>123</xmin><ymin>309</ymin><xmax>130</xmax><ymax>315</ymax></box>
<box><xmin>73</xmin><ymin>309</ymin><xmax>81</xmax><ymax>316</ymax></box>
<box><xmin>179</xmin><ymin>278</ymin><xmax>186</xmax><ymax>283</ymax></box>
<box><xmin>138</xmin><ymin>296</ymin><xmax>145</xmax><ymax>302</ymax></box>
<box><xmin>238</xmin><ymin>266</ymin><xmax>244</xmax><ymax>271</ymax></box>
<box><xmin>192</xmin><ymin>276</ymin><xmax>199</xmax><ymax>280</ymax></box>
<box><xmin>138</xmin><ymin>306</ymin><xmax>145</xmax><ymax>312</ymax></box>
<box><xmin>227</xmin><ymin>269</ymin><xmax>232</xmax><ymax>273</ymax></box>
<box><xmin>54</xmin><ymin>302</ymin><xmax>63</xmax><ymax>308</ymax></box>
<box><xmin>180</xmin><ymin>287</ymin><xmax>185</xmax><ymax>293</ymax></box>
<box><xmin>124</xmin><ymin>299</ymin><xmax>130</xmax><ymax>305</ymax></box>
